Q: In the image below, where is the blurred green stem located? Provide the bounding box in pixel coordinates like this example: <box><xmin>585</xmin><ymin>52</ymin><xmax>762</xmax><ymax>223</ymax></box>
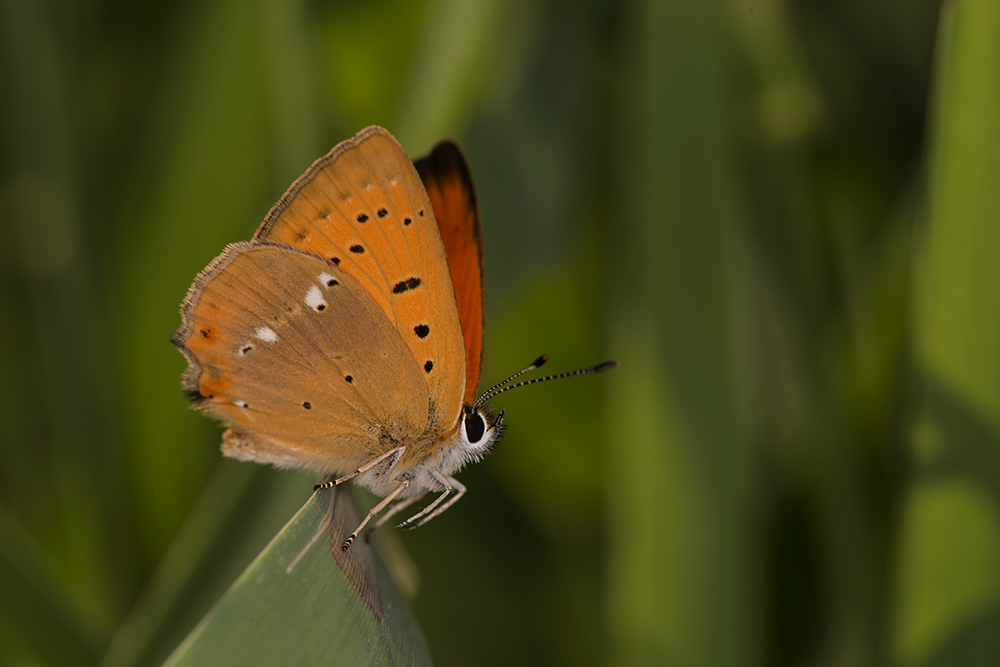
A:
<box><xmin>608</xmin><ymin>1</ymin><xmax>753</xmax><ymax>666</ymax></box>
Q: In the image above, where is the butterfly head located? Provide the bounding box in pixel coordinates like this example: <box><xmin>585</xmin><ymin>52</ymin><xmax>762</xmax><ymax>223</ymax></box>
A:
<box><xmin>456</xmin><ymin>404</ymin><xmax>504</xmax><ymax>463</ymax></box>
<box><xmin>453</xmin><ymin>355</ymin><xmax>617</xmax><ymax>466</ymax></box>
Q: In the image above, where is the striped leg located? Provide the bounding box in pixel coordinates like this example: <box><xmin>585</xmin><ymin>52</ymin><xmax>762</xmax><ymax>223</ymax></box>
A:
<box><xmin>398</xmin><ymin>471</ymin><xmax>466</xmax><ymax>530</ymax></box>
<box><xmin>342</xmin><ymin>479</ymin><xmax>409</xmax><ymax>551</ymax></box>
<box><xmin>313</xmin><ymin>446</ymin><xmax>405</xmax><ymax>490</ymax></box>
<box><xmin>406</xmin><ymin>476</ymin><xmax>466</xmax><ymax>529</ymax></box>
<box><xmin>364</xmin><ymin>493</ymin><xmax>423</xmax><ymax>542</ymax></box>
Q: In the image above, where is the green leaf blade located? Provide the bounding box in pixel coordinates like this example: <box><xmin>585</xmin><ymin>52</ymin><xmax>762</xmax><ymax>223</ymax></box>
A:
<box><xmin>164</xmin><ymin>489</ymin><xmax>431</xmax><ymax>667</ymax></box>
<box><xmin>895</xmin><ymin>1</ymin><xmax>1000</xmax><ymax>665</ymax></box>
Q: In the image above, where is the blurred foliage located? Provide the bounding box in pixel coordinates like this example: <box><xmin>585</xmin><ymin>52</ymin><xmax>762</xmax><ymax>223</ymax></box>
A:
<box><xmin>2</xmin><ymin>0</ymin><xmax>999</xmax><ymax>666</ymax></box>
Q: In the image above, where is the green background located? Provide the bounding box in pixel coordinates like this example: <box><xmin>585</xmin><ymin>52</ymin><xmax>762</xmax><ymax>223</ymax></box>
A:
<box><xmin>2</xmin><ymin>0</ymin><xmax>1000</xmax><ymax>665</ymax></box>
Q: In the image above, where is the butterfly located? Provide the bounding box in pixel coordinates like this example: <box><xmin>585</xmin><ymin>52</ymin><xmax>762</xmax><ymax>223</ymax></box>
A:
<box><xmin>173</xmin><ymin>127</ymin><xmax>615</xmax><ymax>550</ymax></box>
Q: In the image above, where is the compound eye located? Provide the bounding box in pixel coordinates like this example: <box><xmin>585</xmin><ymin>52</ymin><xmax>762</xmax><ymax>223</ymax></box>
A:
<box><xmin>464</xmin><ymin>412</ymin><xmax>486</xmax><ymax>443</ymax></box>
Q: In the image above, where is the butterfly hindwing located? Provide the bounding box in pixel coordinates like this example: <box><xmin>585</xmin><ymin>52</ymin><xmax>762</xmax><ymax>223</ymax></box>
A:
<box><xmin>253</xmin><ymin>127</ymin><xmax>466</xmax><ymax>432</ymax></box>
<box><xmin>415</xmin><ymin>140</ymin><xmax>485</xmax><ymax>403</ymax></box>
<box><xmin>174</xmin><ymin>242</ymin><xmax>429</xmax><ymax>473</ymax></box>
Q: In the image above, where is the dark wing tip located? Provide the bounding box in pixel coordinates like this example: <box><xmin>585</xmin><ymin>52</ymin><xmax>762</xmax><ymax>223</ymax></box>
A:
<box><xmin>183</xmin><ymin>386</ymin><xmax>207</xmax><ymax>405</ymax></box>
<box><xmin>170</xmin><ymin>331</ymin><xmax>186</xmax><ymax>350</ymax></box>
<box><xmin>413</xmin><ymin>139</ymin><xmax>478</xmax><ymax>211</ymax></box>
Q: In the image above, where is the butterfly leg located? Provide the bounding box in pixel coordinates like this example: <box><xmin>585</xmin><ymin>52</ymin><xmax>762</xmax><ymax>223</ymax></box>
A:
<box><xmin>342</xmin><ymin>479</ymin><xmax>410</xmax><ymax>551</ymax></box>
<box><xmin>313</xmin><ymin>446</ymin><xmax>405</xmax><ymax>490</ymax></box>
<box><xmin>396</xmin><ymin>470</ymin><xmax>451</xmax><ymax>528</ymax></box>
<box><xmin>364</xmin><ymin>493</ymin><xmax>423</xmax><ymax>542</ymax></box>
<box><xmin>398</xmin><ymin>471</ymin><xmax>466</xmax><ymax>530</ymax></box>
<box><xmin>407</xmin><ymin>476</ymin><xmax>466</xmax><ymax>529</ymax></box>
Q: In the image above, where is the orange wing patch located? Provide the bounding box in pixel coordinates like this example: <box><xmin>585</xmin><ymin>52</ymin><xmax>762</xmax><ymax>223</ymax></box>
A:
<box><xmin>251</xmin><ymin>127</ymin><xmax>467</xmax><ymax>432</ymax></box>
<box><xmin>415</xmin><ymin>141</ymin><xmax>485</xmax><ymax>403</ymax></box>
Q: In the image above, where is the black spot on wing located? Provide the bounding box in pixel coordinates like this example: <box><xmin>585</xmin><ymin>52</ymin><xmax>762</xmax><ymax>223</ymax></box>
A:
<box><xmin>350</xmin><ymin>245</ymin><xmax>364</xmax><ymax>254</ymax></box>
<box><xmin>424</xmin><ymin>360</ymin><xmax>433</xmax><ymax>373</ymax></box>
<box><xmin>392</xmin><ymin>277</ymin><xmax>422</xmax><ymax>293</ymax></box>
<box><xmin>356</xmin><ymin>213</ymin><xmax>369</xmax><ymax>223</ymax></box>
<box><xmin>414</xmin><ymin>324</ymin><xmax>429</xmax><ymax>339</ymax></box>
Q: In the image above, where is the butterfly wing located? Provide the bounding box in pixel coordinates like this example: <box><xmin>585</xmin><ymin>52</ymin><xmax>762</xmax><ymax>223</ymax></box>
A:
<box><xmin>254</xmin><ymin>127</ymin><xmax>466</xmax><ymax>432</ymax></box>
<box><xmin>415</xmin><ymin>140</ymin><xmax>485</xmax><ymax>403</ymax></box>
<box><xmin>173</xmin><ymin>241</ymin><xmax>429</xmax><ymax>474</ymax></box>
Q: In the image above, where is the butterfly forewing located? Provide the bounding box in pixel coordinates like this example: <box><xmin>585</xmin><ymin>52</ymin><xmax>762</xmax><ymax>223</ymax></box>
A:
<box><xmin>176</xmin><ymin>242</ymin><xmax>429</xmax><ymax>473</ymax></box>
<box><xmin>415</xmin><ymin>141</ymin><xmax>485</xmax><ymax>403</ymax></box>
<box><xmin>255</xmin><ymin>127</ymin><xmax>466</xmax><ymax>432</ymax></box>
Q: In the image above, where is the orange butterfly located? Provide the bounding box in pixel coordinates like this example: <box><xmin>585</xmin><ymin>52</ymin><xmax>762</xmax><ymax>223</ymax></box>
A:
<box><xmin>173</xmin><ymin>127</ymin><xmax>615</xmax><ymax>550</ymax></box>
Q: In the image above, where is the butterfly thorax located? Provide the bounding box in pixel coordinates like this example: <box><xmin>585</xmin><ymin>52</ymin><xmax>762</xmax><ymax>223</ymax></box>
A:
<box><xmin>353</xmin><ymin>405</ymin><xmax>499</xmax><ymax>498</ymax></box>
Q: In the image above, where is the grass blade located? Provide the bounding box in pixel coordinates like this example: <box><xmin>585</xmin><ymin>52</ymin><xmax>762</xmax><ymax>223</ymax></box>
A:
<box><xmin>895</xmin><ymin>2</ymin><xmax>1000</xmax><ymax>665</ymax></box>
<box><xmin>164</xmin><ymin>487</ymin><xmax>431</xmax><ymax>667</ymax></box>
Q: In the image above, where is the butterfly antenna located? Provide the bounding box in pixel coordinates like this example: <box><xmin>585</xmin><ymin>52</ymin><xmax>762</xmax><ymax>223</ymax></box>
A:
<box><xmin>472</xmin><ymin>355</ymin><xmax>548</xmax><ymax>411</ymax></box>
<box><xmin>474</xmin><ymin>358</ymin><xmax>618</xmax><ymax>408</ymax></box>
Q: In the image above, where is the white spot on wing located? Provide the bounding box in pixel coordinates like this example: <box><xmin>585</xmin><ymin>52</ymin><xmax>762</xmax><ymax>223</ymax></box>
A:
<box><xmin>256</xmin><ymin>327</ymin><xmax>278</xmax><ymax>342</ymax></box>
<box><xmin>319</xmin><ymin>272</ymin><xmax>335</xmax><ymax>285</ymax></box>
<box><xmin>305</xmin><ymin>285</ymin><xmax>328</xmax><ymax>311</ymax></box>
<box><xmin>389</xmin><ymin>177</ymin><xmax>398</xmax><ymax>186</ymax></box>
<box><xmin>234</xmin><ymin>400</ymin><xmax>247</xmax><ymax>408</ymax></box>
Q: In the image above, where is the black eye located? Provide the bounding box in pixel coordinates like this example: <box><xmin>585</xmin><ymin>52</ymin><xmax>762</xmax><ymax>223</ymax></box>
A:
<box><xmin>465</xmin><ymin>412</ymin><xmax>486</xmax><ymax>443</ymax></box>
